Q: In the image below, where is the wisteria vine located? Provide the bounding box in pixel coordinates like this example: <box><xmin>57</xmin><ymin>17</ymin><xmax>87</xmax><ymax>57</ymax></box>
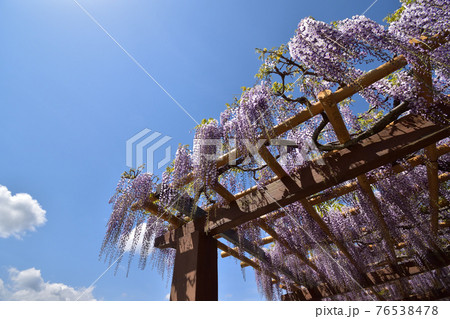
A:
<box><xmin>101</xmin><ymin>0</ymin><xmax>450</xmax><ymax>300</ymax></box>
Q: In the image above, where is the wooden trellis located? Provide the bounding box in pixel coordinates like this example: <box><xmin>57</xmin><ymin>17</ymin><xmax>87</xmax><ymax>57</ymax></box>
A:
<box><xmin>145</xmin><ymin>33</ymin><xmax>449</xmax><ymax>301</ymax></box>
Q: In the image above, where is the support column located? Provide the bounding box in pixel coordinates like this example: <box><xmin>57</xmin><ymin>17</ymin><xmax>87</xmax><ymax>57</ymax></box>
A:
<box><xmin>155</xmin><ymin>220</ymin><xmax>218</xmax><ymax>301</ymax></box>
<box><xmin>170</xmin><ymin>224</ymin><xmax>218</xmax><ymax>301</ymax></box>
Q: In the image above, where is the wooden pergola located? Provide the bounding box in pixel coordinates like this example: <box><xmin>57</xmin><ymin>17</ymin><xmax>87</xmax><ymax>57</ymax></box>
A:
<box><xmin>144</xmin><ymin>33</ymin><xmax>450</xmax><ymax>301</ymax></box>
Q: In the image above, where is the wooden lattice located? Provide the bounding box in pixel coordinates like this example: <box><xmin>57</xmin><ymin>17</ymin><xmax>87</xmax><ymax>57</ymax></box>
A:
<box><xmin>144</xmin><ymin>33</ymin><xmax>450</xmax><ymax>301</ymax></box>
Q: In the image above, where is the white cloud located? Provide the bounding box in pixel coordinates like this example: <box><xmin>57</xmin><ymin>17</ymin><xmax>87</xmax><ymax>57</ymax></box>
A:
<box><xmin>0</xmin><ymin>279</ymin><xmax>7</xmax><ymax>299</ymax></box>
<box><xmin>164</xmin><ymin>293</ymin><xmax>170</xmax><ymax>300</ymax></box>
<box><xmin>0</xmin><ymin>185</ymin><xmax>47</xmax><ymax>238</ymax></box>
<box><xmin>0</xmin><ymin>268</ymin><xmax>96</xmax><ymax>301</ymax></box>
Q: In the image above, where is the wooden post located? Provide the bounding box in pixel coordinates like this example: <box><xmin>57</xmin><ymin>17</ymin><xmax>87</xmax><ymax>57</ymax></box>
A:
<box><xmin>155</xmin><ymin>220</ymin><xmax>218</xmax><ymax>301</ymax></box>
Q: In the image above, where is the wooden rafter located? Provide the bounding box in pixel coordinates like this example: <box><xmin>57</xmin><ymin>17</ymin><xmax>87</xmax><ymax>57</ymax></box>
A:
<box><xmin>216</xmin><ymin>241</ymin><xmax>281</xmax><ymax>282</ymax></box>
<box><xmin>230</xmin><ymin>143</ymin><xmax>449</xmax><ymax>206</ymax></box>
<box><xmin>318</xmin><ymin>89</ymin><xmax>399</xmax><ymax>266</ymax></box>
<box><xmin>220</xmin><ymin>236</ymin><xmax>274</xmax><ymax>257</ymax></box>
<box><xmin>258</xmin><ymin>172</ymin><xmax>450</xmax><ymax>231</ymax></box>
<box><xmin>308</xmin><ymin>144</ymin><xmax>450</xmax><ymax>206</ymax></box>
<box><xmin>206</xmin><ymin>111</ymin><xmax>450</xmax><ymax>236</ymax></box>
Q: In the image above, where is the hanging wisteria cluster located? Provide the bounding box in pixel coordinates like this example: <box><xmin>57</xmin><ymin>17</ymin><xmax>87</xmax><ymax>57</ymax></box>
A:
<box><xmin>101</xmin><ymin>0</ymin><xmax>450</xmax><ymax>300</ymax></box>
<box><xmin>100</xmin><ymin>168</ymin><xmax>175</xmax><ymax>277</ymax></box>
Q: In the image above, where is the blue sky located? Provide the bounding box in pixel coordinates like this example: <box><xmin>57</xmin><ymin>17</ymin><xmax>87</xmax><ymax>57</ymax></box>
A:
<box><xmin>0</xmin><ymin>0</ymin><xmax>401</xmax><ymax>301</ymax></box>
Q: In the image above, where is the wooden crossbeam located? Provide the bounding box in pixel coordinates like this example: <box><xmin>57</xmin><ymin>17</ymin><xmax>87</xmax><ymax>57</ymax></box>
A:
<box><xmin>206</xmin><ymin>111</ymin><xmax>450</xmax><ymax>236</ymax></box>
<box><xmin>220</xmin><ymin>142</ymin><xmax>449</xmax><ymax>211</ymax></box>
<box><xmin>137</xmin><ymin>200</ymin><xmax>185</xmax><ymax>228</ymax></box>
<box><xmin>260</xmin><ymin>235</ymin><xmax>275</xmax><ymax>245</ymax></box>
<box><xmin>139</xmin><ymin>199</ymin><xmax>275</xmax><ymax>282</ymax></box>
<box><xmin>220</xmin><ymin>246</ymin><xmax>238</xmax><ymax>258</ymax></box>
<box><xmin>308</xmin><ymin>144</ymin><xmax>450</xmax><ymax>206</ymax></box>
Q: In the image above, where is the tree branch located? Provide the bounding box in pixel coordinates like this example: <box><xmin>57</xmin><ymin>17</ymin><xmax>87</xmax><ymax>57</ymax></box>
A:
<box><xmin>313</xmin><ymin>101</ymin><xmax>411</xmax><ymax>151</ymax></box>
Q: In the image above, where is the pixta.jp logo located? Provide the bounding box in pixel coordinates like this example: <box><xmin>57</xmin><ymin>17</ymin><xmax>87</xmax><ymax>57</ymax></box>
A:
<box><xmin>126</xmin><ymin>129</ymin><xmax>173</xmax><ymax>174</ymax></box>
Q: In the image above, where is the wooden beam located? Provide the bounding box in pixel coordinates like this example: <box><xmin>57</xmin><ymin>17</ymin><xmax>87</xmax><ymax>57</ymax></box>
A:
<box><xmin>206</xmin><ymin>111</ymin><xmax>450</xmax><ymax>236</ymax></box>
<box><xmin>220</xmin><ymin>246</ymin><xmax>238</xmax><ymax>258</ymax></box>
<box><xmin>260</xmin><ymin>235</ymin><xmax>275</xmax><ymax>245</ymax></box>
<box><xmin>216</xmin><ymin>241</ymin><xmax>281</xmax><ymax>282</ymax></box>
<box><xmin>258</xmin><ymin>145</ymin><xmax>288</xmax><ymax>178</ymax></box>
<box><xmin>308</xmin><ymin>144</ymin><xmax>450</xmax><ymax>206</ymax></box>
<box><xmin>318</xmin><ymin>89</ymin><xmax>399</xmax><ymax>265</ymax></box>
<box><xmin>211</xmin><ymin>182</ymin><xmax>236</xmax><ymax>203</ymax></box>
<box><xmin>138</xmin><ymin>200</ymin><xmax>185</xmax><ymax>228</ymax></box>
<box><xmin>221</xmin><ymin>236</ymin><xmax>274</xmax><ymax>257</ymax></box>
<box><xmin>222</xmin><ymin>142</ymin><xmax>449</xmax><ymax>210</ymax></box>
<box><xmin>256</xmin><ymin>172</ymin><xmax>449</xmax><ymax>252</ymax></box>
